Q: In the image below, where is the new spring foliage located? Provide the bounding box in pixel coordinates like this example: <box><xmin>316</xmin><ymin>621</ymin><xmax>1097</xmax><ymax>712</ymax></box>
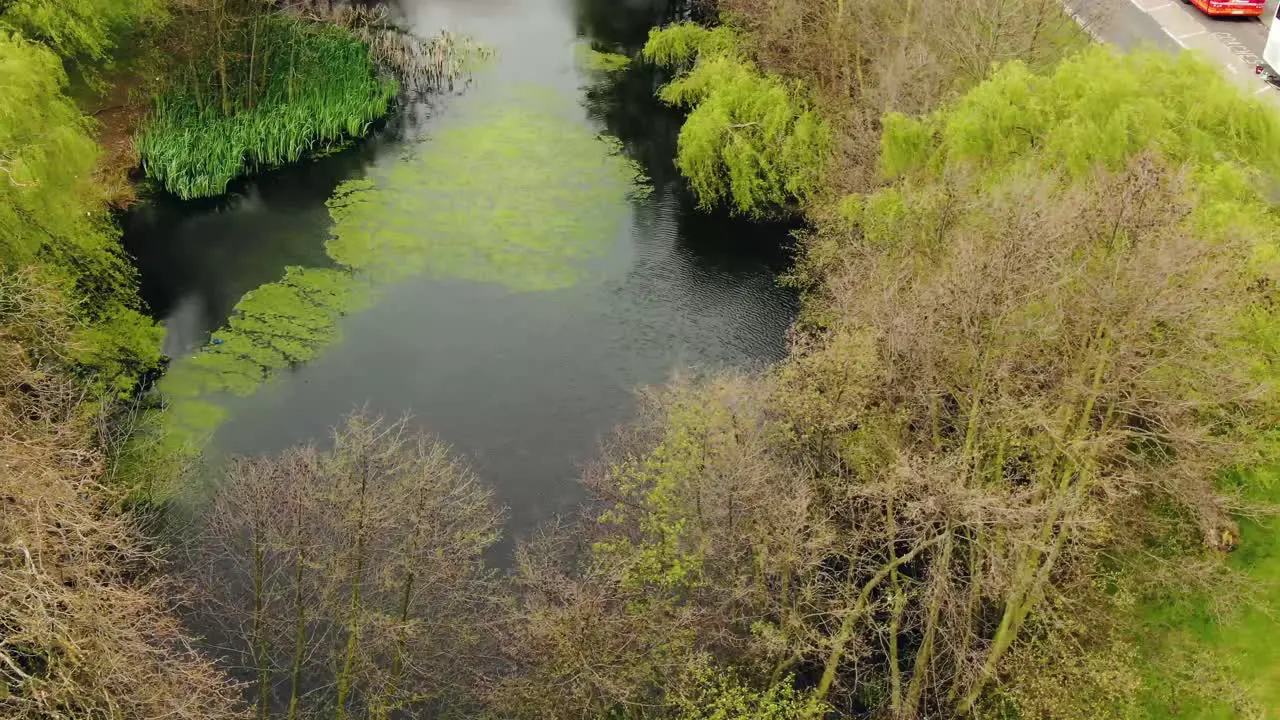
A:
<box><xmin>880</xmin><ymin>47</ymin><xmax>1280</xmax><ymax>181</ymax></box>
<box><xmin>0</xmin><ymin>0</ymin><xmax>164</xmax><ymax>74</ymax></box>
<box><xmin>643</xmin><ymin>23</ymin><xmax>831</xmax><ymax>218</ymax></box>
<box><xmin>0</xmin><ymin>32</ymin><xmax>160</xmax><ymax>394</ymax></box>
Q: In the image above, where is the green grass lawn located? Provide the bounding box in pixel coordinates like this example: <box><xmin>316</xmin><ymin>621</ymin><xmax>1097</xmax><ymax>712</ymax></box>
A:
<box><xmin>1137</xmin><ymin>476</ymin><xmax>1280</xmax><ymax>719</ymax></box>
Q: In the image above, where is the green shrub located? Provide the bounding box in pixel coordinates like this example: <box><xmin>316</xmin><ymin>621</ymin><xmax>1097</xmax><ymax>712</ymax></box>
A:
<box><xmin>673</xmin><ymin>658</ymin><xmax>827</xmax><ymax>720</ymax></box>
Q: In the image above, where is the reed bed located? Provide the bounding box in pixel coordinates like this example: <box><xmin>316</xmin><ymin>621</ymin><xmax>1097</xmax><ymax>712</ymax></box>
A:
<box><xmin>137</xmin><ymin>16</ymin><xmax>396</xmax><ymax>199</ymax></box>
<box><xmin>329</xmin><ymin>6</ymin><xmax>495</xmax><ymax>93</ymax></box>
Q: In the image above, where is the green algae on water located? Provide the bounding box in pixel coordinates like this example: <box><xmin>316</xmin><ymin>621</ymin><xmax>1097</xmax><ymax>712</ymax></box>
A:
<box><xmin>326</xmin><ymin>95</ymin><xmax>650</xmax><ymax>291</ymax></box>
<box><xmin>153</xmin><ymin>89</ymin><xmax>650</xmax><ymax>455</ymax></box>
<box><xmin>159</xmin><ymin>266</ymin><xmax>369</xmax><ymax>446</ymax></box>
<box><xmin>575</xmin><ymin>43</ymin><xmax>633</xmax><ymax>72</ymax></box>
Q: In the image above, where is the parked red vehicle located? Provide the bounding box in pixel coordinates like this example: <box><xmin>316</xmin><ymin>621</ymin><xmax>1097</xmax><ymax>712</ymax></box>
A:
<box><xmin>1184</xmin><ymin>0</ymin><xmax>1265</xmax><ymax>17</ymax></box>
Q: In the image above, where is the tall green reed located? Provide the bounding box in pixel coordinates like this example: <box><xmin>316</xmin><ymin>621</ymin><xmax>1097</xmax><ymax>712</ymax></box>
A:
<box><xmin>137</xmin><ymin>16</ymin><xmax>396</xmax><ymax>199</ymax></box>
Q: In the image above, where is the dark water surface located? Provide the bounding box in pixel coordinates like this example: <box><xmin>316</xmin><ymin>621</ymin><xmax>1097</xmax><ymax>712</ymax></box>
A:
<box><xmin>123</xmin><ymin>0</ymin><xmax>798</xmax><ymax>538</ymax></box>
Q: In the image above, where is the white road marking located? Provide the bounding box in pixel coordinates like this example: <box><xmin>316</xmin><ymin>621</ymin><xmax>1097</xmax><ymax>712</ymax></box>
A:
<box><xmin>1210</xmin><ymin>31</ymin><xmax>1262</xmax><ymax>65</ymax></box>
<box><xmin>1162</xmin><ymin>27</ymin><xmax>1189</xmax><ymax>47</ymax></box>
<box><xmin>1177</xmin><ymin>29</ymin><xmax>1205</xmax><ymax>39</ymax></box>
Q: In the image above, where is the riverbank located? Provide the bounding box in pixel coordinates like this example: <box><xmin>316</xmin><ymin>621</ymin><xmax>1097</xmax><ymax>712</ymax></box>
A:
<box><xmin>0</xmin><ymin>3</ymin><xmax>245</xmax><ymax>714</ymax></box>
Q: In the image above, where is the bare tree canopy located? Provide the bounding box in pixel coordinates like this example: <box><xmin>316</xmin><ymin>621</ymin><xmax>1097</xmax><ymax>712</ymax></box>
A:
<box><xmin>190</xmin><ymin>412</ymin><xmax>503</xmax><ymax>719</ymax></box>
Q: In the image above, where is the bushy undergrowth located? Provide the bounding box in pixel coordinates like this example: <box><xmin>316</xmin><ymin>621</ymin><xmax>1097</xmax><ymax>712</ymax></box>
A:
<box><xmin>0</xmin><ymin>272</ymin><xmax>241</xmax><ymax>719</ymax></box>
<box><xmin>490</xmin><ymin>44</ymin><xmax>1280</xmax><ymax>719</ymax></box>
<box><xmin>137</xmin><ymin>15</ymin><xmax>396</xmax><ymax>199</ymax></box>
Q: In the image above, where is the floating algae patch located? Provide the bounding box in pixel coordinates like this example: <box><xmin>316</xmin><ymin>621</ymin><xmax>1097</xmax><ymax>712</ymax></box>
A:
<box><xmin>575</xmin><ymin>43</ymin><xmax>633</xmax><ymax>72</ymax></box>
<box><xmin>326</xmin><ymin>94</ymin><xmax>650</xmax><ymax>291</ymax></box>
<box><xmin>157</xmin><ymin>266</ymin><xmax>370</xmax><ymax>447</ymax></box>
<box><xmin>143</xmin><ymin>90</ymin><xmax>649</xmax><ymax>470</ymax></box>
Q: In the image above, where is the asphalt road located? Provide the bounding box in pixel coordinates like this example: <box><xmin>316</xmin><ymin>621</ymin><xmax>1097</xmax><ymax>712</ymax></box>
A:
<box><xmin>1071</xmin><ymin>0</ymin><xmax>1280</xmax><ymax>98</ymax></box>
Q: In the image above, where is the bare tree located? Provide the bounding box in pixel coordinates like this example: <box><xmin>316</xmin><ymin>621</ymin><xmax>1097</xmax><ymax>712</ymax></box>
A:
<box><xmin>0</xmin><ymin>270</ymin><xmax>245</xmax><ymax>719</ymax></box>
<box><xmin>191</xmin><ymin>412</ymin><xmax>502</xmax><ymax>718</ymax></box>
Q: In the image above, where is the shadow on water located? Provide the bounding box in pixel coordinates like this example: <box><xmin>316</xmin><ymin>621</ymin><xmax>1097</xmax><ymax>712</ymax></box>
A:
<box><xmin>123</xmin><ymin>0</ymin><xmax>800</xmax><ymax>548</ymax></box>
<box><xmin>574</xmin><ymin>0</ymin><xmax>714</xmax><ymax>50</ymax></box>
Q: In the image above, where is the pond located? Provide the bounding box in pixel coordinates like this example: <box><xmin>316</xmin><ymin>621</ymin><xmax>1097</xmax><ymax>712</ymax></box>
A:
<box><xmin>122</xmin><ymin>0</ymin><xmax>799</xmax><ymax>541</ymax></box>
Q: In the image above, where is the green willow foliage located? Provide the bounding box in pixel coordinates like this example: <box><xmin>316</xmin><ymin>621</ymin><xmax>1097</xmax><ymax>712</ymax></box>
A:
<box><xmin>641</xmin><ymin>23</ymin><xmax>738</xmax><ymax>69</ymax></box>
<box><xmin>880</xmin><ymin>47</ymin><xmax>1280</xmax><ymax>181</ymax></box>
<box><xmin>643</xmin><ymin>23</ymin><xmax>830</xmax><ymax>218</ymax></box>
<box><xmin>0</xmin><ymin>32</ymin><xmax>160</xmax><ymax>394</ymax></box>
<box><xmin>0</xmin><ymin>0</ymin><xmax>162</xmax><ymax>77</ymax></box>
<box><xmin>138</xmin><ymin>16</ymin><xmax>397</xmax><ymax>199</ymax></box>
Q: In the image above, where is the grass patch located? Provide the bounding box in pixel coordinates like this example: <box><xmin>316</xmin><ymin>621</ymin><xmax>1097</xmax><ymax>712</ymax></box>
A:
<box><xmin>137</xmin><ymin>15</ymin><xmax>396</xmax><ymax>199</ymax></box>
<box><xmin>1135</xmin><ymin>471</ymin><xmax>1280</xmax><ymax>718</ymax></box>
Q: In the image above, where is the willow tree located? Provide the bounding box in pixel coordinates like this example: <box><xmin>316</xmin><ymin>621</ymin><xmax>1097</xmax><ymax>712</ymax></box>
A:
<box><xmin>0</xmin><ymin>0</ymin><xmax>164</xmax><ymax>78</ymax></box>
<box><xmin>643</xmin><ymin>23</ymin><xmax>831</xmax><ymax>218</ymax></box>
<box><xmin>0</xmin><ymin>32</ymin><xmax>160</xmax><ymax>395</ymax></box>
<box><xmin>645</xmin><ymin>0</ymin><xmax>1092</xmax><ymax>206</ymax></box>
